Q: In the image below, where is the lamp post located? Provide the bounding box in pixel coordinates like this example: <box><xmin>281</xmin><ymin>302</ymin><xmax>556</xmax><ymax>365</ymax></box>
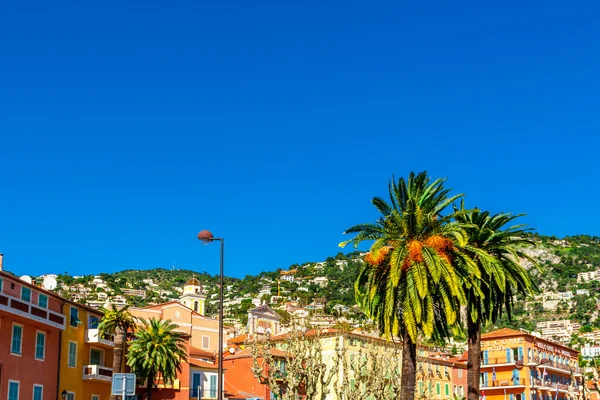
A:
<box><xmin>197</xmin><ymin>230</ymin><xmax>224</xmax><ymax>400</ymax></box>
<box><xmin>61</xmin><ymin>390</ymin><xmax>68</xmax><ymax>400</ymax></box>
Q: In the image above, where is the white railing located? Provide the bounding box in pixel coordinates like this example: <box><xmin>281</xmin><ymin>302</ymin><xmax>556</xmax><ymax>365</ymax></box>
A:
<box><xmin>85</xmin><ymin>328</ymin><xmax>115</xmax><ymax>347</ymax></box>
<box><xmin>0</xmin><ymin>291</ymin><xmax>65</xmax><ymax>329</ymax></box>
<box><xmin>82</xmin><ymin>365</ymin><xmax>113</xmax><ymax>382</ymax></box>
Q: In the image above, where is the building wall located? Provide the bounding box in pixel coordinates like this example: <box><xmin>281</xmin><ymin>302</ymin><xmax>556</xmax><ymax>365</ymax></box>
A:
<box><xmin>223</xmin><ymin>356</ymin><xmax>271</xmax><ymax>400</ymax></box>
<box><xmin>59</xmin><ymin>305</ymin><xmax>114</xmax><ymax>400</ymax></box>
<box><xmin>0</xmin><ymin>273</ymin><xmax>64</xmax><ymax>400</ymax></box>
<box><xmin>480</xmin><ymin>330</ymin><xmax>581</xmax><ymax>400</ymax></box>
<box><xmin>0</xmin><ymin>314</ymin><xmax>61</xmax><ymax>400</ymax></box>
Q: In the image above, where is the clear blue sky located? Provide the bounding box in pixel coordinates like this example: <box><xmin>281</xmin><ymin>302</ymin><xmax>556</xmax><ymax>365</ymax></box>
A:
<box><xmin>1</xmin><ymin>0</ymin><xmax>598</xmax><ymax>278</ymax></box>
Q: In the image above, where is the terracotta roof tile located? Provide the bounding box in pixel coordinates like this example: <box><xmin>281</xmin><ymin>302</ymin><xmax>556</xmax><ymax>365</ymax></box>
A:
<box><xmin>481</xmin><ymin>328</ymin><xmax>526</xmax><ymax>339</ymax></box>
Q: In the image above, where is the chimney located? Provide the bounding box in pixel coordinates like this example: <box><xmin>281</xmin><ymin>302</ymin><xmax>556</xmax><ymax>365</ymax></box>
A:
<box><xmin>0</xmin><ymin>253</ymin><xmax>3</xmax><ymax>271</ymax></box>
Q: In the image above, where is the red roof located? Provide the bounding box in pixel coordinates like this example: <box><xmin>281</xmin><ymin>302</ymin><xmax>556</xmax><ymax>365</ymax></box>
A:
<box><xmin>481</xmin><ymin>328</ymin><xmax>525</xmax><ymax>339</ymax></box>
<box><xmin>189</xmin><ymin>358</ymin><xmax>219</xmax><ymax>369</ymax></box>
<box><xmin>224</xmin><ymin>347</ymin><xmax>288</xmax><ymax>360</ymax></box>
<box><xmin>190</xmin><ymin>346</ymin><xmax>215</xmax><ymax>358</ymax></box>
<box><xmin>228</xmin><ymin>334</ymin><xmax>248</xmax><ymax>344</ymax></box>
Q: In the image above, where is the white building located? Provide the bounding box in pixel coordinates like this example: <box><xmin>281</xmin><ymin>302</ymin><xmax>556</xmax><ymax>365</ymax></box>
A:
<box><xmin>577</xmin><ymin>289</ymin><xmax>590</xmax><ymax>296</ymax></box>
<box><xmin>536</xmin><ymin>320</ymin><xmax>580</xmax><ymax>343</ymax></box>
<box><xmin>578</xmin><ymin>270</ymin><xmax>600</xmax><ymax>283</ymax></box>
<box><xmin>312</xmin><ymin>277</ymin><xmax>329</xmax><ymax>287</ymax></box>
<box><xmin>581</xmin><ymin>344</ymin><xmax>600</xmax><ymax>359</ymax></box>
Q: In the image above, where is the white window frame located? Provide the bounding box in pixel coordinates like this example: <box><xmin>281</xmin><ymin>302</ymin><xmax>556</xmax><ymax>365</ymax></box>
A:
<box><xmin>8</xmin><ymin>380</ymin><xmax>20</xmax><ymax>400</ymax></box>
<box><xmin>91</xmin><ymin>395</ymin><xmax>100</xmax><ymax>400</ymax></box>
<box><xmin>32</xmin><ymin>384</ymin><xmax>43</xmax><ymax>400</ymax></box>
<box><xmin>202</xmin><ymin>335</ymin><xmax>210</xmax><ymax>349</ymax></box>
<box><xmin>65</xmin><ymin>391</ymin><xmax>75</xmax><ymax>400</ymax></box>
<box><xmin>11</xmin><ymin>323</ymin><xmax>23</xmax><ymax>356</ymax></box>
<box><xmin>38</xmin><ymin>293</ymin><xmax>48</xmax><ymax>309</ymax></box>
<box><xmin>35</xmin><ymin>330</ymin><xmax>46</xmax><ymax>361</ymax></box>
<box><xmin>0</xmin><ymin>277</ymin><xmax>3</xmax><ymax>291</ymax></box>
<box><xmin>68</xmin><ymin>341</ymin><xmax>78</xmax><ymax>368</ymax></box>
<box><xmin>89</xmin><ymin>347</ymin><xmax>104</xmax><ymax>366</ymax></box>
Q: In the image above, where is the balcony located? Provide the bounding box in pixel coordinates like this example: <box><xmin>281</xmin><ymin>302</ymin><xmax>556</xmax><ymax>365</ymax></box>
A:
<box><xmin>481</xmin><ymin>378</ymin><xmax>527</xmax><ymax>390</ymax></box>
<box><xmin>82</xmin><ymin>365</ymin><xmax>113</xmax><ymax>382</ymax></box>
<box><xmin>85</xmin><ymin>329</ymin><xmax>115</xmax><ymax>348</ymax></box>
<box><xmin>531</xmin><ymin>378</ymin><xmax>579</xmax><ymax>393</ymax></box>
<box><xmin>480</xmin><ymin>355</ymin><xmax>525</xmax><ymax>368</ymax></box>
<box><xmin>528</xmin><ymin>357</ymin><xmax>582</xmax><ymax>375</ymax></box>
<box><xmin>0</xmin><ymin>292</ymin><xmax>65</xmax><ymax>329</ymax></box>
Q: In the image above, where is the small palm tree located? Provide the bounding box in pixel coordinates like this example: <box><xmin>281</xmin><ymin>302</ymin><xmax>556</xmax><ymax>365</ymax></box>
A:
<box><xmin>127</xmin><ymin>318</ymin><xmax>188</xmax><ymax>400</ymax></box>
<box><xmin>454</xmin><ymin>202</ymin><xmax>538</xmax><ymax>400</ymax></box>
<box><xmin>341</xmin><ymin>172</ymin><xmax>478</xmax><ymax>400</ymax></box>
<box><xmin>99</xmin><ymin>304</ymin><xmax>135</xmax><ymax>400</ymax></box>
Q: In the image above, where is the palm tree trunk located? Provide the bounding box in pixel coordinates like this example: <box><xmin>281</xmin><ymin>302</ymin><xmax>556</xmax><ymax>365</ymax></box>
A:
<box><xmin>467</xmin><ymin>316</ymin><xmax>481</xmax><ymax>400</ymax></box>
<box><xmin>146</xmin><ymin>371</ymin><xmax>154</xmax><ymax>400</ymax></box>
<box><xmin>110</xmin><ymin>327</ymin><xmax>124</xmax><ymax>400</ymax></box>
<box><xmin>400</xmin><ymin>332</ymin><xmax>417</xmax><ymax>400</ymax></box>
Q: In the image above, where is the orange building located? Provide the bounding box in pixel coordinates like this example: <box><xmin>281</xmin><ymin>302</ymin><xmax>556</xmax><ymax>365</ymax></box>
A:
<box><xmin>479</xmin><ymin>328</ymin><xmax>583</xmax><ymax>400</ymax></box>
<box><xmin>129</xmin><ymin>279</ymin><xmax>227</xmax><ymax>400</ymax></box>
<box><xmin>0</xmin><ymin>270</ymin><xmax>66</xmax><ymax>400</ymax></box>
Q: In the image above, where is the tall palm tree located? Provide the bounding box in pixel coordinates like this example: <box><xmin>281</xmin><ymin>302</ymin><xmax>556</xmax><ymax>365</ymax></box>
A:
<box><xmin>453</xmin><ymin>202</ymin><xmax>538</xmax><ymax>400</ymax></box>
<box><xmin>341</xmin><ymin>172</ymin><xmax>478</xmax><ymax>400</ymax></box>
<box><xmin>99</xmin><ymin>304</ymin><xmax>135</xmax><ymax>400</ymax></box>
<box><xmin>127</xmin><ymin>318</ymin><xmax>188</xmax><ymax>400</ymax></box>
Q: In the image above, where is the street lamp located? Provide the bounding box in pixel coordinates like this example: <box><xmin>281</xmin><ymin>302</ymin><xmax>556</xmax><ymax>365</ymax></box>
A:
<box><xmin>61</xmin><ymin>390</ymin><xmax>68</xmax><ymax>400</ymax></box>
<box><xmin>197</xmin><ymin>230</ymin><xmax>224</xmax><ymax>400</ymax></box>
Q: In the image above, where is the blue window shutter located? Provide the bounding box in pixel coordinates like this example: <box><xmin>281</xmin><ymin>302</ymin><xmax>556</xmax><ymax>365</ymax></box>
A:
<box><xmin>484</xmin><ymin>350</ymin><xmax>489</xmax><ymax>365</ymax></box>
<box><xmin>518</xmin><ymin>347</ymin><xmax>524</xmax><ymax>361</ymax></box>
<box><xmin>506</xmin><ymin>348</ymin><xmax>512</xmax><ymax>362</ymax></box>
<box><xmin>510</xmin><ymin>394</ymin><xmax>514</xmax><ymax>400</ymax></box>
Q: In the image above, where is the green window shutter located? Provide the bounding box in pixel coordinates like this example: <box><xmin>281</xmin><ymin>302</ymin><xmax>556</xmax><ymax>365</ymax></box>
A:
<box><xmin>36</xmin><ymin>332</ymin><xmax>46</xmax><ymax>360</ymax></box>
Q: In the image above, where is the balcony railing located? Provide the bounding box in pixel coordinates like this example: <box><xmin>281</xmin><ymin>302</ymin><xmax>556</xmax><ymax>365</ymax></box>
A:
<box><xmin>190</xmin><ymin>387</ymin><xmax>222</xmax><ymax>399</ymax></box>
<box><xmin>481</xmin><ymin>355</ymin><xmax>525</xmax><ymax>366</ymax></box>
<box><xmin>85</xmin><ymin>329</ymin><xmax>115</xmax><ymax>348</ymax></box>
<box><xmin>0</xmin><ymin>292</ymin><xmax>65</xmax><ymax>329</ymax></box>
<box><xmin>531</xmin><ymin>378</ymin><xmax>579</xmax><ymax>393</ymax></box>
<box><xmin>529</xmin><ymin>356</ymin><xmax>582</xmax><ymax>375</ymax></box>
<box><xmin>481</xmin><ymin>378</ymin><xmax>527</xmax><ymax>388</ymax></box>
<box><xmin>82</xmin><ymin>365</ymin><xmax>113</xmax><ymax>382</ymax></box>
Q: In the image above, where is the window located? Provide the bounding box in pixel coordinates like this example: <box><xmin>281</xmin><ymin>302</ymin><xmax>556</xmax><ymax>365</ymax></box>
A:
<box><xmin>90</xmin><ymin>348</ymin><xmax>102</xmax><ymax>365</ymax></box>
<box><xmin>11</xmin><ymin>324</ymin><xmax>23</xmax><ymax>355</ymax></box>
<box><xmin>70</xmin><ymin>307</ymin><xmax>81</xmax><ymax>327</ymax></box>
<box><xmin>68</xmin><ymin>341</ymin><xmax>77</xmax><ymax>367</ymax></box>
<box><xmin>458</xmin><ymin>369</ymin><xmax>463</xmax><ymax>378</ymax></box>
<box><xmin>35</xmin><ymin>331</ymin><xmax>46</xmax><ymax>361</ymax></box>
<box><xmin>33</xmin><ymin>385</ymin><xmax>43</xmax><ymax>400</ymax></box>
<box><xmin>8</xmin><ymin>381</ymin><xmax>19</xmax><ymax>400</ymax></box>
<box><xmin>92</xmin><ymin>395</ymin><xmax>100</xmax><ymax>400</ymax></box>
<box><xmin>210</xmin><ymin>375</ymin><xmax>217</xmax><ymax>398</ymax></box>
<box><xmin>194</xmin><ymin>301</ymin><xmax>199</xmax><ymax>312</ymax></box>
<box><xmin>38</xmin><ymin>294</ymin><xmax>48</xmax><ymax>309</ymax></box>
<box><xmin>65</xmin><ymin>392</ymin><xmax>75</xmax><ymax>400</ymax></box>
<box><xmin>202</xmin><ymin>335</ymin><xmax>210</xmax><ymax>349</ymax></box>
<box><xmin>21</xmin><ymin>287</ymin><xmax>31</xmax><ymax>302</ymax></box>
<box><xmin>436</xmin><ymin>382</ymin><xmax>440</xmax><ymax>395</ymax></box>
<box><xmin>445</xmin><ymin>384</ymin><xmax>450</xmax><ymax>396</ymax></box>
<box><xmin>0</xmin><ymin>277</ymin><xmax>3</xmax><ymax>291</ymax></box>
<box><xmin>89</xmin><ymin>316</ymin><xmax>100</xmax><ymax>329</ymax></box>
<box><xmin>191</xmin><ymin>373</ymin><xmax>201</xmax><ymax>398</ymax></box>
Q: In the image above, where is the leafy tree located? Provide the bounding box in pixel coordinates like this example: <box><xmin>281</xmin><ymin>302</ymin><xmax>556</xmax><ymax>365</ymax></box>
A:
<box><xmin>98</xmin><ymin>304</ymin><xmax>136</xmax><ymax>400</ymax></box>
<box><xmin>340</xmin><ymin>172</ymin><xmax>477</xmax><ymax>400</ymax></box>
<box><xmin>453</xmin><ymin>204</ymin><xmax>538</xmax><ymax>400</ymax></box>
<box><xmin>127</xmin><ymin>318</ymin><xmax>188</xmax><ymax>400</ymax></box>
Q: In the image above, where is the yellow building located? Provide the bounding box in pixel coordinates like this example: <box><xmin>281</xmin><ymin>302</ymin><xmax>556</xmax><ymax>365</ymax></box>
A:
<box><xmin>414</xmin><ymin>345</ymin><xmax>468</xmax><ymax>400</ymax></box>
<box><xmin>179</xmin><ymin>278</ymin><xmax>206</xmax><ymax>315</ymax></box>
<box><xmin>58</xmin><ymin>301</ymin><xmax>114</xmax><ymax>400</ymax></box>
<box><xmin>480</xmin><ymin>328</ymin><xmax>583</xmax><ymax>400</ymax></box>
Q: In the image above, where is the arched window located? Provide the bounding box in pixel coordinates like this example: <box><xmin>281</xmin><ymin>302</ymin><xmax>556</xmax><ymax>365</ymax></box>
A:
<box><xmin>194</xmin><ymin>301</ymin><xmax>199</xmax><ymax>312</ymax></box>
